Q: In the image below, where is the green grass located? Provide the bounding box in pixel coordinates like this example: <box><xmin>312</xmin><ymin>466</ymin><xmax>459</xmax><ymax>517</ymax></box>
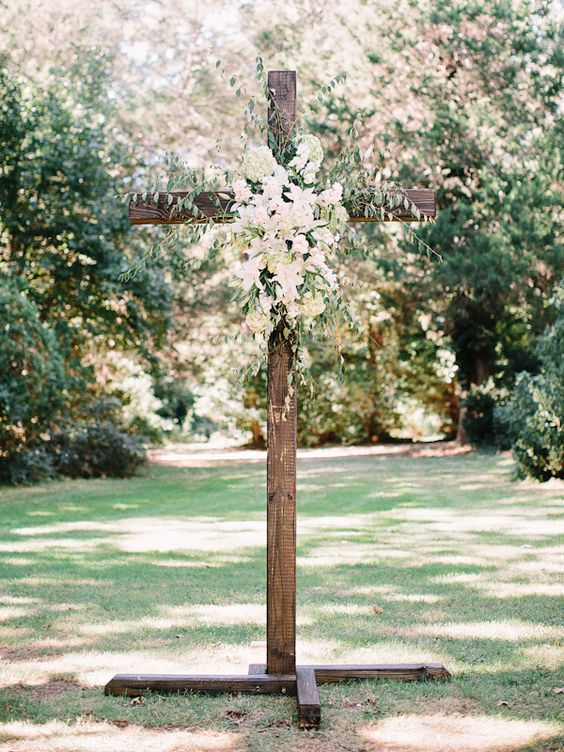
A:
<box><xmin>0</xmin><ymin>451</ymin><xmax>562</xmax><ymax>751</ymax></box>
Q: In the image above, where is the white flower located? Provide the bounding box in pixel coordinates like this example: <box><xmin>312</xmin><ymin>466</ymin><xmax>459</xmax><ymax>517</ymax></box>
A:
<box><xmin>300</xmin><ymin>291</ymin><xmax>326</xmax><ymax>317</ymax></box>
<box><xmin>301</xmin><ymin>134</ymin><xmax>323</xmax><ymax>164</ymax></box>
<box><xmin>292</xmin><ymin>234</ymin><xmax>309</xmax><ymax>255</ymax></box>
<box><xmin>317</xmin><ymin>182</ymin><xmax>343</xmax><ymax>206</ymax></box>
<box><xmin>241</xmin><ymin>145</ymin><xmax>277</xmax><ymax>183</ymax></box>
<box><xmin>258</xmin><ymin>293</ymin><xmax>273</xmax><ymax>314</ymax></box>
<box><xmin>266</xmin><ymin>249</ymin><xmax>291</xmax><ymax>273</ymax></box>
<box><xmin>313</xmin><ymin>227</ymin><xmax>336</xmax><ymax>248</ymax></box>
<box><xmin>290</xmin><ymin>134</ymin><xmax>324</xmax><ymax>172</ymax></box>
<box><xmin>285</xmin><ymin>301</ymin><xmax>301</xmax><ymax>319</ymax></box>
<box><xmin>331</xmin><ymin>204</ymin><xmax>349</xmax><ymax>232</ymax></box>
<box><xmin>246</xmin><ymin>309</ymin><xmax>271</xmax><ymax>333</ymax></box>
<box><xmin>233</xmin><ymin>179</ymin><xmax>252</xmax><ymax>203</ymax></box>
<box><xmin>274</xmin><ymin>259</ymin><xmax>304</xmax><ymax>302</ymax></box>
<box><xmin>302</xmin><ymin>164</ymin><xmax>318</xmax><ymax>184</ymax></box>
<box><xmin>236</xmin><ymin>257</ymin><xmax>263</xmax><ymax>291</ymax></box>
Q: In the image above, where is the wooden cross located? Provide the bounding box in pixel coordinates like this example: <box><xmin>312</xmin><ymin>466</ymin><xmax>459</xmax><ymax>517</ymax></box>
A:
<box><xmin>105</xmin><ymin>70</ymin><xmax>449</xmax><ymax>729</ymax></box>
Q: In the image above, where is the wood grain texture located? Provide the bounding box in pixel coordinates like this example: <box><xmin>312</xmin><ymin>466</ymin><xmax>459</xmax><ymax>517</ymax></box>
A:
<box><xmin>265</xmin><ymin>71</ymin><xmax>299</xmax><ymax>677</ymax></box>
<box><xmin>296</xmin><ymin>667</ymin><xmax>321</xmax><ymax>728</ymax></box>
<box><xmin>266</xmin><ymin>332</ymin><xmax>297</xmax><ymax>674</ymax></box>
<box><xmin>128</xmin><ymin>188</ymin><xmax>435</xmax><ymax>225</ymax></box>
<box><xmin>268</xmin><ymin>70</ymin><xmax>297</xmax><ymax>151</ymax></box>
<box><xmin>129</xmin><ymin>191</ymin><xmax>234</xmax><ymax>225</ymax></box>
<box><xmin>309</xmin><ymin>663</ymin><xmax>451</xmax><ymax>683</ymax></box>
<box><xmin>104</xmin><ymin>673</ymin><xmax>296</xmax><ymax>697</ymax></box>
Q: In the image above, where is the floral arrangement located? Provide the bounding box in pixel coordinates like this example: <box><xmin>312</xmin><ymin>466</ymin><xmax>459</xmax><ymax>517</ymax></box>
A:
<box><xmin>125</xmin><ymin>62</ymin><xmax>434</xmax><ymax>386</ymax></box>
<box><xmin>230</xmin><ymin>135</ymin><xmax>348</xmax><ymax>342</ymax></box>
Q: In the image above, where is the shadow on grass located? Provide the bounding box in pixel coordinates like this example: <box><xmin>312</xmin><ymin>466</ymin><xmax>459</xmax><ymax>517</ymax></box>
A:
<box><xmin>0</xmin><ymin>452</ymin><xmax>562</xmax><ymax>750</ymax></box>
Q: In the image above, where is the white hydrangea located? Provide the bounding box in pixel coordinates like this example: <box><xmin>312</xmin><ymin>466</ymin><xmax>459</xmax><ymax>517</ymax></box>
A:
<box><xmin>300</xmin><ymin>291</ymin><xmax>326</xmax><ymax>317</ymax></box>
<box><xmin>246</xmin><ymin>309</ymin><xmax>271</xmax><ymax>333</ymax></box>
<box><xmin>241</xmin><ymin>146</ymin><xmax>277</xmax><ymax>183</ymax></box>
<box><xmin>317</xmin><ymin>182</ymin><xmax>343</xmax><ymax>206</ymax></box>
<box><xmin>289</xmin><ymin>134</ymin><xmax>324</xmax><ymax>173</ymax></box>
<box><xmin>302</xmin><ymin>134</ymin><xmax>323</xmax><ymax>164</ymax></box>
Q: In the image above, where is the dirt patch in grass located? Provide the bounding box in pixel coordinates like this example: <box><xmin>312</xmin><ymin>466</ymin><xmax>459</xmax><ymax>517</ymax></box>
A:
<box><xmin>395</xmin><ymin>696</ymin><xmax>480</xmax><ymax>717</ymax></box>
<box><xmin>0</xmin><ymin>646</ymin><xmax>35</xmax><ymax>662</ymax></box>
<box><xmin>7</xmin><ymin>679</ymin><xmax>87</xmax><ymax>699</ymax></box>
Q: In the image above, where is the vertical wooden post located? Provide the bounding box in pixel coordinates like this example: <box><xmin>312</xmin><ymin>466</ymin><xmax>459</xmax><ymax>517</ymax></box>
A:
<box><xmin>266</xmin><ymin>70</ymin><xmax>297</xmax><ymax>676</ymax></box>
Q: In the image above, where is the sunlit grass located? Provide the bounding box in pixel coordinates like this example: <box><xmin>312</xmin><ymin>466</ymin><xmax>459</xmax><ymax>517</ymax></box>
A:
<box><xmin>0</xmin><ymin>451</ymin><xmax>562</xmax><ymax>751</ymax></box>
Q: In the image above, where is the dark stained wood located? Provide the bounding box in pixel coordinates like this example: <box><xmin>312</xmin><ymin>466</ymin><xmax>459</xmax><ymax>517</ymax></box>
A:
<box><xmin>266</xmin><ymin>328</ymin><xmax>297</xmax><ymax>675</ymax></box>
<box><xmin>348</xmin><ymin>188</ymin><xmax>436</xmax><ymax>222</ymax></box>
<box><xmin>268</xmin><ymin>70</ymin><xmax>297</xmax><ymax>151</ymax></box>
<box><xmin>265</xmin><ymin>71</ymin><xmax>299</xmax><ymax>679</ymax></box>
<box><xmin>296</xmin><ymin>667</ymin><xmax>321</xmax><ymax>729</ymax></box>
<box><xmin>104</xmin><ymin>673</ymin><xmax>296</xmax><ymax>697</ymax></box>
<box><xmin>309</xmin><ymin>663</ymin><xmax>451</xmax><ymax>683</ymax></box>
<box><xmin>128</xmin><ymin>188</ymin><xmax>435</xmax><ymax>225</ymax></box>
<box><xmin>129</xmin><ymin>191</ymin><xmax>234</xmax><ymax>225</ymax></box>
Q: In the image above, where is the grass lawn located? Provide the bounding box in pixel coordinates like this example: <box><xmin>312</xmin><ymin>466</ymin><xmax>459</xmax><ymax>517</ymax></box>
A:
<box><xmin>0</xmin><ymin>449</ymin><xmax>562</xmax><ymax>751</ymax></box>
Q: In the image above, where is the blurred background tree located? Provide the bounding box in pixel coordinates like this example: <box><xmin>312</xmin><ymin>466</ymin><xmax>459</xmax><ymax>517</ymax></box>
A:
<box><xmin>0</xmin><ymin>0</ymin><xmax>561</xmax><ymax>481</ymax></box>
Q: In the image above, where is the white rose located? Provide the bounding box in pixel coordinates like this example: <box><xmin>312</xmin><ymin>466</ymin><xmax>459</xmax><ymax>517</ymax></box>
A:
<box><xmin>317</xmin><ymin>182</ymin><xmax>343</xmax><ymax>206</ymax></box>
<box><xmin>300</xmin><ymin>291</ymin><xmax>326</xmax><ymax>317</ymax></box>
<box><xmin>233</xmin><ymin>179</ymin><xmax>252</xmax><ymax>203</ymax></box>
<box><xmin>246</xmin><ymin>309</ymin><xmax>271</xmax><ymax>333</ymax></box>
<box><xmin>241</xmin><ymin>146</ymin><xmax>277</xmax><ymax>183</ymax></box>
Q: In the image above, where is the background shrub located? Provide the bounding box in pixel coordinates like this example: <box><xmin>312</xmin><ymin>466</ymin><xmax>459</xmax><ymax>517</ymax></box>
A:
<box><xmin>499</xmin><ymin>316</ymin><xmax>563</xmax><ymax>481</ymax></box>
<box><xmin>51</xmin><ymin>422</ymin><xmax>146</xmax><ymax>479</ymax></box>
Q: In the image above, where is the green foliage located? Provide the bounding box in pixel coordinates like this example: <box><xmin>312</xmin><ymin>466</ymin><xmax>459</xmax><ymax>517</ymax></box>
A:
<box><xmin>0</xmin><ymin>276</ymin><xmax>70</xmax><ymax>481</ymax></box>
<box><xmin>51</xmin><ymin>421</ymin><xmax>147</xmax><ymax>480</ymax></box>
<box><xmin>0</xmin><ymin>52</ymin><xmax>171</xmax><ymax>481</ymax></box>
<box><xmin>392</xmin><ymin>0</ymin><xmax>563</xmax><ymax>391</ymax></box>
<box><xmin>0</xmin><ymin>56</ymin><xmax>171</xmax><ymax>359</ymax></box>
<box><xmin>498</xmin><ymin>313</ymin><xmax>564</xmax><ymax>481</ymax></box>
<box><xmin>463</xmin><ymin>381</ymin><xmax>511</xmax><ymax>449</ymax></box>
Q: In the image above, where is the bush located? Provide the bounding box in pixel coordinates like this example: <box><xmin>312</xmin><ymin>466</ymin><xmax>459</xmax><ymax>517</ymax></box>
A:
<box><xmin>0</xmin><ymin>277</ymin><xmax>70</xmax><ymax>483</ymax></box>
<box><xmin>51</xmin><ymin>421</ymin><xmax>147</xmax><ymax>479</ymax></box>
<box><xmin>0</xmin><ymin>446</ymin><xmax>56</xmax><ymax>485</ymax></box>
<box><xmin>499</xmin><ymin>317</ymin><xmax>563</xmax><ymax>481</ymax></box>
<box><xmin>463</xmin><ymin>381</ymin><xmax>511</xmax><ymax>449</ymax></box>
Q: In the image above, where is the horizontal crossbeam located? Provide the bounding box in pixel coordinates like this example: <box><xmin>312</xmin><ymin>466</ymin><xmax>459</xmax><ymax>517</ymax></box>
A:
<box><xmin>247</xmin><ymin>662</ymin><xmax>451</xmax><ymax>682</ymax></box>
<box><xmin>128</xmin><ymin>188</ymin><xmax>435</xmax><ymax>225</ymax></box>
<box><xmin>104</xmin><ymin>673</ymin><xmax>296</xmax><ymax>696</ymax></box>
<box><xmin>105</xmin><ymin>663</ymin><xmax>450</xmax><ymax>697</ymax></box>
<box><xmin>104</xmin><ymin>662</ymin><xmax>450</xmax><ymax>729</ymax></box>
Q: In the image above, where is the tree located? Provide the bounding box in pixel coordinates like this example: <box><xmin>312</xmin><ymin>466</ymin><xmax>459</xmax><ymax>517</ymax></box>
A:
<box><xmin>0</xmin><ymin>52</ymin><xmax>172</xmax><ymax>478</ymax></box>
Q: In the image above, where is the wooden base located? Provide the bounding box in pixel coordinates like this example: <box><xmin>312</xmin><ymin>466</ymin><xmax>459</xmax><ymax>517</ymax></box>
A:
<box><xmin>105</xmin><ymin>661</ymin><xmax>450</xmax><ymax>729</ymax></box>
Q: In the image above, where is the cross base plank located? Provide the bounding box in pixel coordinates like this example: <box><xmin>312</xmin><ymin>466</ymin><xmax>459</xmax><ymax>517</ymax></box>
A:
<box><xmin>104</xmin><ymin>660</ymin><xmax>450</xmax><ymax>729</ymax></box>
